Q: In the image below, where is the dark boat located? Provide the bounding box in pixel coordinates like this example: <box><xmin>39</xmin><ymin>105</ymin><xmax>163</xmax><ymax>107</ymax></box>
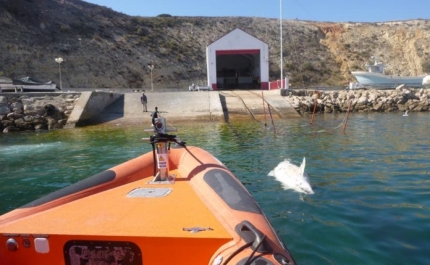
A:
<box><xmin>12</xmin><ymin>77</ymin><xmax>59</xmax><ymax>92</ymax></box>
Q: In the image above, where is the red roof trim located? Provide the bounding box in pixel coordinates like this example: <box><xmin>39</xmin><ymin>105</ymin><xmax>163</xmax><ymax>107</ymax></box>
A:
<box><xmin>216</xmin><ymin>49</ymin><xmax>260</xmax><ymax>55</ymax></box>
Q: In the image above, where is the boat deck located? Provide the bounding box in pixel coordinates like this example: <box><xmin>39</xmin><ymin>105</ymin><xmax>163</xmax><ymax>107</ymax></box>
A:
<box><xmin>1</xmin><ymin>170</ymin><xmax>231</xmax><ymax>239</ymax></box>
<box><xmin>0</xmin><ymin>145</ymin><xmax>298</xmax><ymax>265</ymax></box>
<box><xmin>0</xmin><ymin>169</ymin><xmax>235</xmax><ymax>264</ymax></box>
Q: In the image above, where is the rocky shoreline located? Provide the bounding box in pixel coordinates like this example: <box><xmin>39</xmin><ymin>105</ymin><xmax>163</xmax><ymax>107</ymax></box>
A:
<box><xmin>288</xmin><ymin>87</ymin><xmax>430</xmax><ymax>115</ymax></box>
<box><xmin>1</xmin><ymin>87</ymin><xmax>429</xmax><ymax>133</ymax></box>
<box><xmin>0</xmin><ymin>94</ymin><xmax>79</xmax><ymax>133</ymax></box>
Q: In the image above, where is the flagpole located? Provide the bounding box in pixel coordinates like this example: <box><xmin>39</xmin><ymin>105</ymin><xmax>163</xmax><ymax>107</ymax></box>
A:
<box><xmin>280</xmin><ymin>0</ymin><xmax>283</xmax><ymax>89</ymax></box>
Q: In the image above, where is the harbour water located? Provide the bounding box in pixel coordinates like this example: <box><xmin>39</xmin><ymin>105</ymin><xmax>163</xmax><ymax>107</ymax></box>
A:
<box><xmin>1</xmin><ymin>112</ymin><xmax>429</xmax><ymax>264</ymax></box>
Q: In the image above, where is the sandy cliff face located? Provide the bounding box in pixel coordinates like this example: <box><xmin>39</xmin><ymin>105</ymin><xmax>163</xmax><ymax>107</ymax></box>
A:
<box><xmin>0</xmin><ymin>0</ymin><xmax>429</xmax><ymax>89</ymax></box>
<box><xmin>318</xmin><ymin>20</ymin><xmax>430</xmax><ymax>81</ymax></box>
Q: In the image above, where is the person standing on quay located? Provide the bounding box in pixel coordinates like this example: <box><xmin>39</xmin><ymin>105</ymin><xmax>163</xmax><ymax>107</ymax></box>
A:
<box><xmin>141</xmin><ymin>92</ymin><xmax>147</xmax><ymax>112</ymax></box>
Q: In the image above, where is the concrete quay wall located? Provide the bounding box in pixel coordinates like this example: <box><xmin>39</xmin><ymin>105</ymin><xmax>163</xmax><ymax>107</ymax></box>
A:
<box><xmin>65</xmin><ymin>91</ymin><xmax>123</xmax><ymax>128</ymax></box>
<box><xmin>1</xmin><ymin>88</ymin><xmax>302</xmax><ymax>132</ymax></box>
<box><xmin>3</xmin><ymin>88</ymin><xmax>429</xmax><ymax>133</ymax></box>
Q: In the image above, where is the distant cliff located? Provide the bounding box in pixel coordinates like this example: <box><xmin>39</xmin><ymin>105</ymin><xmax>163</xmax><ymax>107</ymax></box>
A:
<box><xmin>1</xmin><ymin>0</ymin><xmax>430</xmax><ymax>89</ymax></box>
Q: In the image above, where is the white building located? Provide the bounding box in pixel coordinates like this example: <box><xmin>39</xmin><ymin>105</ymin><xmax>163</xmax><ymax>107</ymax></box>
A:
<box><xmin>206</xmin><ymin>28</ymin><xmax>269</xmax><ymax>90</ymax></box>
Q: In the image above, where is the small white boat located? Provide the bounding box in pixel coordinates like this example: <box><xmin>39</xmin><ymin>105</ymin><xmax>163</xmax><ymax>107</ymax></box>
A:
<box><xmin>351</xmin><ymin>56</ymin><xmax>425</xmax><ymax>89</ymax></box>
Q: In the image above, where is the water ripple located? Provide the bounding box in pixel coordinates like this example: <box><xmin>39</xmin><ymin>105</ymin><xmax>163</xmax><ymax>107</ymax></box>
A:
<box><xmin>1</xmin><ymin>113</ymin><xmax>429</xmax><ymax>264</ymax></box>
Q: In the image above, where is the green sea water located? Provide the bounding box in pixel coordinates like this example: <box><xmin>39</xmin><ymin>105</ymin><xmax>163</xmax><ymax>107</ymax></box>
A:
<box><xmin>1</xmin><ymin>112</ymin><xmax>429</xmax><ymax>265</ymax></box>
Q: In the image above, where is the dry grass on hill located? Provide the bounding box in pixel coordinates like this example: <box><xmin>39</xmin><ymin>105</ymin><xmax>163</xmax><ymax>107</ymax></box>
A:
<box><xmin>1</xmin><ymin>0</ymin><xmax>430</xmax><ymax>89</ymax></box>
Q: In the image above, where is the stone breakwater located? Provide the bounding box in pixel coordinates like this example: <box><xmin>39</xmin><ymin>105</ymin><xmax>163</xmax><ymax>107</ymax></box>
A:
<box><xmin>0</xmin><ymin>94</ymin><xmax>80</xmax><ymax>133</ymax></box>
<box><xmin>287</xmin><ymin>87</ymin><xmax>430</xmax><ymax>115</ymax></box>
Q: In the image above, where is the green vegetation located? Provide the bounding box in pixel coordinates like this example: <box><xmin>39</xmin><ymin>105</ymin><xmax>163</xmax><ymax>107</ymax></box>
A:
<box><xmin>60</xmin><ymin>25</ymin><xmax>68</xmax><ymax>32</ymax></box>
<box><xmin>422</xmin><ymin>61</ymin><xmax>430</xmax><ymax>73</ymax></box>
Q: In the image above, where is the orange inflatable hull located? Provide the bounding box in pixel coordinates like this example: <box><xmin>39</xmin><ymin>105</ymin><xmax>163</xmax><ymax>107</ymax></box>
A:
<box><xmin>0</xmin><ymin>145</ymin><xmax>296</xmax><ymax>265</ymax></box>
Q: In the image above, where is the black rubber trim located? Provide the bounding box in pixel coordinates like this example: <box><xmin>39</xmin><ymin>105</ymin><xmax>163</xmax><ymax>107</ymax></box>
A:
<box><xmin>21</xmin><ymin>170</ymin><xmax>116</xmax><ymax>208</ymax></box>
<box><xmin>235</xmin><ymin>221</ymin><xmax>273</xmax><ymax>253</ymax></box>
<box><xmin>237</xmin><ymin>256</ymin><xmax>274</xmax><ymax>265</ymax></box>
<box><xmin>203</xmin><ymin>169</ymin><xmax>262</xmax><ymax>214</ymax></box>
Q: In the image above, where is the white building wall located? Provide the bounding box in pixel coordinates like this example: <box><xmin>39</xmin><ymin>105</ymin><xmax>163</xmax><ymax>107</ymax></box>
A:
<box><xmin>206</xmin><ymin>28</ymin><xmax>269</xmax><ymax>89</ymax></box>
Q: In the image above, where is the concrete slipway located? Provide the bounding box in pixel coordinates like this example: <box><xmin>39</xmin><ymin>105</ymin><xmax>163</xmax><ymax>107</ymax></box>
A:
<box><xmin>68</xmin><ymin>90</ymin><xmax>301</xmax><ymax>127</ymax></box>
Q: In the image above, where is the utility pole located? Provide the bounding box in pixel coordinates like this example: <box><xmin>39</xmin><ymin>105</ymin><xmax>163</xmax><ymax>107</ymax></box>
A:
<box><xmin>148</xmin><ymin>64</ymin><xmax>154</xmax><ymax>91</ymax></box>
<box><xmin>55</xmin><ymin>57</ymin><xmax>63</xmax><ymax>90</ymax></box>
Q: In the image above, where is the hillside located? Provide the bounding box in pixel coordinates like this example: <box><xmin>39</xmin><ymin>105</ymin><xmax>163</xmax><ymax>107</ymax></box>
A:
<box><xmin>1</xmin><ymin>0</ymin><xmax>430</xmax><ymax>89</ymax></box>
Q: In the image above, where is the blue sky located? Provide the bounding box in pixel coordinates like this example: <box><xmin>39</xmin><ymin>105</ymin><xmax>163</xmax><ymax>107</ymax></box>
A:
<box><xmin>83</xmin><ymin>0</ymin><xmax>428</xmax><ymax>22</ymax></box>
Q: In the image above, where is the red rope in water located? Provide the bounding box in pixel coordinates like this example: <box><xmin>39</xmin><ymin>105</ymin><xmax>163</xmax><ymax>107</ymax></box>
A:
<box><xmin>310</xmin><ymin>92</ymin><xmax>319</xmax><ymax>125</ymax></box>
<box><xmin>261</xmin><ymin>90</ymin><xmax>267</xmax><ymax>126</ymax></box>
<box><xmin>267</xmin><ymin>104</ymin><xmax>276</xmax><ymax>134</ymax></box>
<box><xmin>342</xmin><ymin>100</ymin><xmax>353</xmax><ymax>134</ymax></box>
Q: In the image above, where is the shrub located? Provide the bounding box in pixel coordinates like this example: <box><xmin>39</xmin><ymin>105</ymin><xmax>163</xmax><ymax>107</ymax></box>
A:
<box><xmin>422</xmin><ymin>60</ymin><xmax>430</xmax><ymax>73</ymax></box>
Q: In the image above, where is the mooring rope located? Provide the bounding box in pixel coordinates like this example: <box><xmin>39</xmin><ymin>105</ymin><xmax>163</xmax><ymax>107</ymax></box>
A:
<box><xmin>261</xmin><ymin>90</ymin><xmax>267</xmax><ymax>126</ymax></box>
<box><xmin>342</xmin><ymin>99</ymin><xmax>353</xmax><ymax>134</ymax></box>
<box><xmin>267</xmin><ymin>104</ymin><xmax>276</xmax><ymax>134</ymax></box>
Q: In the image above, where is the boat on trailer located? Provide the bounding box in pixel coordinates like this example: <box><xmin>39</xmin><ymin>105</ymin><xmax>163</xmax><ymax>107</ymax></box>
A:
<box><xmin>13</xmin><ymin>77</ymin><xmax>59</xmax><ymax>92</ymax></box>
<box><xmin>0</xmin><ymin>118</ymin><xmax>296</xmax><ymax>265</ymax></box>
<box><xmin>351</xmin><ymin>56</ymin><xmax>425</xmax><ymax>89</ymax></box>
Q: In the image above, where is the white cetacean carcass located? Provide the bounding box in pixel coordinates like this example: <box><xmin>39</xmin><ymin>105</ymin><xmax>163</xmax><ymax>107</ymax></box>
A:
<box><xmin>268</xmin><ymin>157</ymin><xmax>314</xmax><ymax>194</ymax></box>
